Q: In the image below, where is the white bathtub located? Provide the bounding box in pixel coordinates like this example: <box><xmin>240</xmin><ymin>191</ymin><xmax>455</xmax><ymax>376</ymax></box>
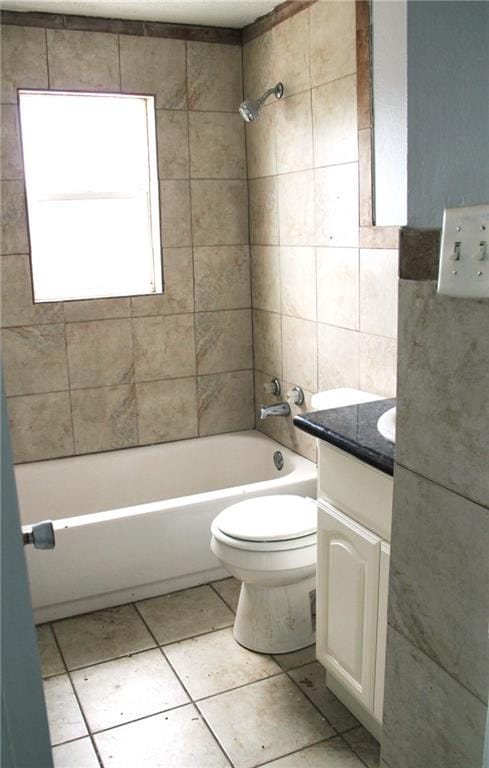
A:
<box><xmin>15</xmin><ymin>430</ymin><xmax>317</xmax><ymax>623</ymax></box>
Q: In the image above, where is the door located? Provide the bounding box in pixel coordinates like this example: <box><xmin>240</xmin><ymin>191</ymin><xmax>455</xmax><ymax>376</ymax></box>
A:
<box><xmin>317</xmin><ymin>499</ymin><xmax>381</xmax><ymax>711</ymax></box>
<box><xmin>1</xmin><ymin>376</ymin><xmax>53</xmax><ymax>768</ymax></box>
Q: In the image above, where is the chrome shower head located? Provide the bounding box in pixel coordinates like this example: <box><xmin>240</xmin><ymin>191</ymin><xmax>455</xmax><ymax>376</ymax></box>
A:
<box><xmin>238</xmin><ymin>82</ymin><xmax>284</xmax><ymax>122</ymax></box>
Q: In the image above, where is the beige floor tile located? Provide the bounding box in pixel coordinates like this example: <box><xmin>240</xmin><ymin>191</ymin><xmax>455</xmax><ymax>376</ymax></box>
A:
<box><xmin>198</xmin><ymin>674</ymin><xmax>334</xmax><ymax>768</ymax></box>
<box><xmin>71</xmin><ymin>648</ymin><xmax>189</xmax><ymax>732</ymax></box>
<box><xmin>37</xmin><ymin>624</ymin><xmax>65</xmax><ymax>678</ymax></box>
<box><xmin>343</xmin><ymin>726</ymin><xmax>381</xmax><ymax>768</ymax></box>
<box><xmin>165</xmin><ymin>627</ymin><xmax>280</xmax><ymax>700</ymax></box>
<box><xmin>43</xmin><ymin>675</ymin><xmax>87</xmax><ymax>746</ymax></box>
<box><xmin>260</xmin><ymin>737</ymin><xmax>365</xmax><ymax>767</ymax></box>
<box><xmin>289</xmin><ymin>662</ymin><xmax>359</xmax><ymax>733</ymax></box>
<box><xmin>273</xmin><ymin>644</ymin><xmax>316</xmax><ymax>671</ymax></box>
<box><xmin>52</xmin><ymin>737</ymin><xmax>99</xmax><ymax>768</ymax></box>
<box><xmin>136</xmin><ymin>585</ymin><xmax>234</xmax><ymax>645</ymax></box>
<box><xmin>52</xmin><ymin>605</ymin><xmax>155</xmax><ymax>670</ymax></box>
<box><xmin>95</xmin><ymin>704</ymin><xmax>231</xmax><ymax>768</ymax></box>
<box><xmin>211</xmin><ymin>577</ymin><xmax>241</xmax><ymax>613</ymax></box>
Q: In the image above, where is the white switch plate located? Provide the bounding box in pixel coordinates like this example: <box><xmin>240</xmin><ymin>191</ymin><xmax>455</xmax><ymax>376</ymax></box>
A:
<box><xmin>437</xmin><ymin>204</ymin><xmax>489</xmax><ymax>298</ymax></box>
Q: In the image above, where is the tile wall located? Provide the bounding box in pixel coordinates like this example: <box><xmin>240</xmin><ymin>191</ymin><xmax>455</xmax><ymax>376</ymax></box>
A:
<box><xmin>381</xmin><ymin>251</ymin><xmax>489</xmax><ymax>768</ymax></box>
<box><xmin>243</xmin><ymin>1</ymin><xmax>398</xmax><ymax>461</ymax></box>
<box><xmin>0</xmin><ymin>24</ymin><xmax>253</xmax><ymax>462</ymax></box>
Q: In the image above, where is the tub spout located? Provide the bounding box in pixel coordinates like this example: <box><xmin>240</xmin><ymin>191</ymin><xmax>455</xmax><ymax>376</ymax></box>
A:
<box><xmin>259</xmin><ymin>402</ymin><xmax>291</xmax><ymax>419</ymax></box>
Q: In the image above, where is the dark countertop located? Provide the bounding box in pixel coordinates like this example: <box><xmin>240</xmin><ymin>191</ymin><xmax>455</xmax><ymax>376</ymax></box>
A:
<box><xmin>294</xmin><ymin>398</ymin><xmax>396</xmax><ymax>476</ymax></box>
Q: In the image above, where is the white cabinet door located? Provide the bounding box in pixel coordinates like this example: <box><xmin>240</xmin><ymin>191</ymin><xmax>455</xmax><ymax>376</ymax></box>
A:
<box><xmin>374</xmin><ymin>541</ymin><xmax>390</xmax><ymax>721</ymax></box>
<box><xmin>317</xmin><ymin>499</ymin><xmax>381</xmax><ymax>711</ymax></box>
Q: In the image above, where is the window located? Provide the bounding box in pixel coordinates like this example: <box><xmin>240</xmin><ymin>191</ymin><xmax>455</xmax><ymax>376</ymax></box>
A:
<box><xmin>19</xmin><ymin>90</ymin><xmax>162</xmax><ymax>302</ymax></box>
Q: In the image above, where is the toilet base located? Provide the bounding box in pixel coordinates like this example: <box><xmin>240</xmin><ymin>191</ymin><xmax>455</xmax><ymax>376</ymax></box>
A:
<box><xmin>233</xmin><ymin>576</ymin><xmax>316</xmax><ymax>654</ymax></box>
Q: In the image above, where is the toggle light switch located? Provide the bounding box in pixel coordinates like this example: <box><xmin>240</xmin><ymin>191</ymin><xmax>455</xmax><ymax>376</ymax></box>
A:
<box><xmin>437</xmin><ymin>204</ymin><xmax>489</xmax><ymax>298</ymax></box>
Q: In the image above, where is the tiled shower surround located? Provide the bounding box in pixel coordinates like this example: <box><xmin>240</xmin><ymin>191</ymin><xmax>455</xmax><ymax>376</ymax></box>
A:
<box><xmin>1</xmin><ymin>1</ymin><xmax>398</xmax><ymax>464</ymax></box>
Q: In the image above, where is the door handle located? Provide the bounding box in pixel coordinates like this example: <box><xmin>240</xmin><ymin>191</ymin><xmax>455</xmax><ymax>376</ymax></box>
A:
<box><xmin>23</xmin><ymin>521</ymin><xmax>55</xmax><ymax>550</ymax></box>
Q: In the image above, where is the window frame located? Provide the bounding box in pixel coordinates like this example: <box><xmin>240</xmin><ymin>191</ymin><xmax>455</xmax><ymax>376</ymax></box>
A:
<box><xmin>18</xmin><ymin>88</ymin><xmax>163</xmax><ymax>304</ymax></box>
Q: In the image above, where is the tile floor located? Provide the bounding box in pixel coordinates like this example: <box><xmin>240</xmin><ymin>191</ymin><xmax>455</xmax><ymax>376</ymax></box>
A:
<box><xmin>38</xmin><ymin>578</ymin><xmax>381</xmax><ymax>768</ymax></box>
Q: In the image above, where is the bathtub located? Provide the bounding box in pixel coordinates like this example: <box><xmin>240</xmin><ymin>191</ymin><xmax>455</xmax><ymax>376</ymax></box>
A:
<box><xmin>15</xmin><ymin>430</ymin><xmax>317</xmax><ymax>623</ymax></box>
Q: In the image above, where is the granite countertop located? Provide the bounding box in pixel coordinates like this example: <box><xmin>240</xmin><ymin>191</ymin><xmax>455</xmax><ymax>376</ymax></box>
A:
<box><xmin>294</xmin><ymin>398</ymin><xmax>396</xmax><ymax>475</ymax></box>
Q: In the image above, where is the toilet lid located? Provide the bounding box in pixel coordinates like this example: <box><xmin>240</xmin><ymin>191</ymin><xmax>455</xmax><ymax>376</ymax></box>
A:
<box><xmin>215</xmin><ymin>495</ymin><xmax>316</xmax><ymax>542</ymax></box>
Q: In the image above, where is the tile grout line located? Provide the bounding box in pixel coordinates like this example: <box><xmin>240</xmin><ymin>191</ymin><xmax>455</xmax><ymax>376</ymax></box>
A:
<box><xmin>48</xmin><ymin>624</ymin><xmax>105</xmax><ymax>767</ymax></box>
<box><xmin>133</xmin><ymin>599</ymin><xmax>237</xmax><ymax>768</ymax></box>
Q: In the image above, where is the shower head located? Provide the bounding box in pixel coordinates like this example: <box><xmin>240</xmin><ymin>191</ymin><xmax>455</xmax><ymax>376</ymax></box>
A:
<box><xmin>239</xmin><ymin>82</ymin><xmax>284</xmax><ymax>122</ymax></box>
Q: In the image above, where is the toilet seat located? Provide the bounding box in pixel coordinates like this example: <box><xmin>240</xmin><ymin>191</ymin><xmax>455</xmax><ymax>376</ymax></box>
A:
<box><xmin>211</xmin><ymin>495</ymin><xmax>317</xmax><ymax>552</ymax></box>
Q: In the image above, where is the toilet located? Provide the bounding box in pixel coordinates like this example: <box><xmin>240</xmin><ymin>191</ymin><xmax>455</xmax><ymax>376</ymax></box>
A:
<box><xmin>210</xmin><ymin>494</ymin><xmax>317</xmax><ymax>654</ymax></box>
<box><xmin>211</xmin><ymin>388</ymin><xmax>384</xmax><ymax>655</ymax></box>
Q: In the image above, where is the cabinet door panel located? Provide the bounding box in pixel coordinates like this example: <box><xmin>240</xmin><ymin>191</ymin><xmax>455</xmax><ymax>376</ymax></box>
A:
<box><xmin>374</xmin><ymin>541</ymin><xmax>390</xmax><ymax>721</ymax></box>
<box><xmin>317</xmin><ymin>499</ymin><xmax>381</xmax><ymax>711</ymax></box>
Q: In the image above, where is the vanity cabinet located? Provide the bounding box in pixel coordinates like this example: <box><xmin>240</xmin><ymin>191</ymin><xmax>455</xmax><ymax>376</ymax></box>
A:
<box><xmin>316</xmin><ymin>441</ymin><xmax>393</xmax><ymax>740</ymax></box>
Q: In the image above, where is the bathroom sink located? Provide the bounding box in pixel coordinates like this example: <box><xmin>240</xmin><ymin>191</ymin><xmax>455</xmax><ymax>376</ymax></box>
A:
<box><xmin>377</xmin><ymin>407</ymin><xmax>396</xmax><ymax>444</ymax></box>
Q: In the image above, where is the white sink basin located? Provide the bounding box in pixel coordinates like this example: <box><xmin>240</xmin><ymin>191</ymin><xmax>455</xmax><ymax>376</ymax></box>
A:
<box><xmin>377</xmin><ymin>406</ymin><xmax>396</xmax><ymax>444</ymax></box>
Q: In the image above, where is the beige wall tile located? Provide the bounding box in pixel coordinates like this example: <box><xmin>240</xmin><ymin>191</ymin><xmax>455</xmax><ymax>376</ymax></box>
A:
<box><xmin>0</xmin><ymin>25</ymin><xmax>48</xmax><ymax>104</ymax></box>
<box><xmin>66</xmin><ymin>319</ymin><xmax>133</xmax><ymax>389</ymax></box>
<box><xmin>156</xmin><ymin>110</ymin><xmax>189</xmax><ymax>179</ymax></box>
<box><xmin>7</xmin><ymin>391</ymin><xmax>73</xmax><ymax>462</ymax></box>
<box><xmin>64</xmin><ymin>298</ymin><xmax>130</xmax><ymax>323</ymax></box>
<box><xmin>315</xmin><ymin>164</ymin><xmax>359</xmax><ymax>247</ymax></box>
<box><xmin>309</xmin><ymin>1</ymin><xmax>356</xmax><ymax>88</ymax></box>
<box><xmin>253</xmin><ymin>309</ymin><xmax>282</xmax><ymax>376</ymax></box>
<box><xmin>189</xmin><ymin>112</ymin><xmax>246</xmax><ymax>179</ymax></box>
<box><xmin>243</xmin><ymin>32</ymin><xmax>273</xmax><ymax>99</ymax></box>
<box><xmin>249</xmin><ymin>177</ymin><xmax>279</xmax><ymax>245</ymax></box>
<box><xmin>360</xmin><ymin>248</ymin><xmax>399</xmax><ymax>338</ymax></box>
<box><xmin>318</xmin><ymin>323</ymin><xmax>360</xmax><ymax>389</ymax></box>
<box><xmin>191</xmin><ymin>179</ymin><xmax>248</xmax><ymax>246</ymax></box>
<box><xmin>160</xmin><ymin>180</ymin><xmax>192</xmax><ymax>247</ymax></box>
<box><xmin>272</xmin><ymin>10</ymin><xmax>311</xmax><ymax>96</ymax></box>
<box><xmin>275</xmin><ymin>92</ymin><xmax>313</xmax><ymax>174</ymax></box>
<box><xmin>359</xmin><ymin>332</ymin><xmax>397</xmax><ymax>397</ymax></box>
<box><xmin>2</xmin><ymin>324</ymin><xmax>69</xmax><ymax>396</ymax></box>
<box><xmin>120</xmin><ymin>36</ymin><xmax>186</xmax><ymax>109</ymax></box>
<box><xmin>71</xmin><ymin>385</ymin><xmax>137</xmax><ymax>454</ymax></box>
<box><xmin>198</xmin><ymin>370</ymin><xmax>254</xmax><ymax>436</ymax></box>
<box><xmin>194</xmin><ymin>246</ymin><xmax>250</xmax><ymax>311</ymax></box>
<box><xmin>136</xmin><ymin>378</ymin><xmax>198</xmax><ymax>445</ymax></box>
<box><xmin>133</xmin><ymin>313</ymin><xmax>196</xmax><ymax>382</ymax></box>
<box><xmin>131</xmin><ymin>247</ymin><xmax>194</xmax><ymax>316</ymax></box>
<box><xmin>312</xmin><ymin>75</ymin><xmax>358</xmax><ymax>167</ymax></box>
<box><xmin>251</xmin><ymin>245</ymin><xmax>280</xmax><ymax>313</ymax></box>
<box><xmin>47</xmin><ymin>29</ymin><xmax>119</xmax><ymax>91</ymax></box>
<box><xmin>245</xmin><ymin>103</ymin><xmax>277</xmax><ymax>179</ymax></box>
<box><xmin>187</xmin><ymin>42</ymin><xmax>242</xmax><ymax>112</ymax></box>
<box><xmin>1</xmin><ymin>180</ymin><xmax>29</xmax><ymax>254</ymax></box>
<box><xmin>282</xmin><ymin>315</ymin><xmax>317</xmax><ymax>392</ymax></box>
<box><xmin>280</xmin><ymin>246</ymin><xmax>316</xmax><ymax>321</ymax></box>
<box><xmin>1</xmin><ymin>105</ymin><xmax>23</xmax><ymax>179</ymax></box>
<box><xmin>396</xmin><ymin>281</ymin><xmax>489</xmax><ymax>508</ymax></box>
<box><xmin>196</xmin><ymin>309</ymin><xmax>252</xmax><ymax>374</ymax></box>
<box><xmin>389</xmin><ymin>465</ymin><xmax>489</xmax><ymax>702</ymax></box>
<box><xmin>317</xmin><ymin>247</ymin><xmax>359</xmax><ymax>330</ymax></box>
<box><xmin>1</xmin><ymin>254</ymin><xmax>63</xmax><ymax>327</ymax></box>
<box><xmin>278</xmin><ymin>170</ymin><xmax>315</xmax><ymax>246</ymax></box>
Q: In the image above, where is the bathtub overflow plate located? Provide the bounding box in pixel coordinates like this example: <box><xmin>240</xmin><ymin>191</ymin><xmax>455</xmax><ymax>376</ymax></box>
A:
<box><xmin>273</xmin><ymin>451</ymin><xmax>284</xmax><ymax>471</ymax></box>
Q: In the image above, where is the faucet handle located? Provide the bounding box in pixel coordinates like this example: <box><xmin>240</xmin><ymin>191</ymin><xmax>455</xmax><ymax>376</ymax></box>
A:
<box><xmin>286</xmin><ymin>386</ymin><xmax>305</xmax><ymax>406</ymax></box>
<box><xmin>263</xmin><ymin>378</ymin><xmax>281</xmax><ymax>396</ymax></box>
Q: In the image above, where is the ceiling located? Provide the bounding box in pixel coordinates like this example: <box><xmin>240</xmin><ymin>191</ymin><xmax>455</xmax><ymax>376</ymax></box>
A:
<box><xmin>1</xmin><ymin>0</ymin><xmax>279</xmax><ymax>28</ymax></box>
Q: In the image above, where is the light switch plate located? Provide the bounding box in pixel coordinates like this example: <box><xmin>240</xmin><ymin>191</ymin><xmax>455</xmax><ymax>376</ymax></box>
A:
<box><xmin>437</xmin><ymin>204</ymin><xmax>489</xmax><ymax>298</ymax></box>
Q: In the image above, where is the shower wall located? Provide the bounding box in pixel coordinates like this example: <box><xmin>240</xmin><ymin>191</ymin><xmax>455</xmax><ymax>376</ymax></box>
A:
<box><xmin>243</xmin><ymin>1</ymin><xmax>399</xmax><ymax>460</ymax></box>
<box><xmin>0</xmin><ymin>20</ymin><xmax>252</xmax><ymax>462</ymax></box>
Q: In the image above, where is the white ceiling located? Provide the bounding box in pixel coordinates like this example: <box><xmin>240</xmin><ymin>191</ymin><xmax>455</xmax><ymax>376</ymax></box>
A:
<box><xmin>1</xmin><ymin>0</ymin><xmax>278</xmax><ymax>29</ymax></box>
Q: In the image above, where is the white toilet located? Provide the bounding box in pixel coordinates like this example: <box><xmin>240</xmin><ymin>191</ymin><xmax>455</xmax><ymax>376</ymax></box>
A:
<box><xmin>210</xmin><ymin>388</ymin><xmax>385</xmax><ymax>655</ymax></box>
<box><xmin>210</xmin><ymin>494</ymin><xmax>317</xmax><ymax>654</ymax></box>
